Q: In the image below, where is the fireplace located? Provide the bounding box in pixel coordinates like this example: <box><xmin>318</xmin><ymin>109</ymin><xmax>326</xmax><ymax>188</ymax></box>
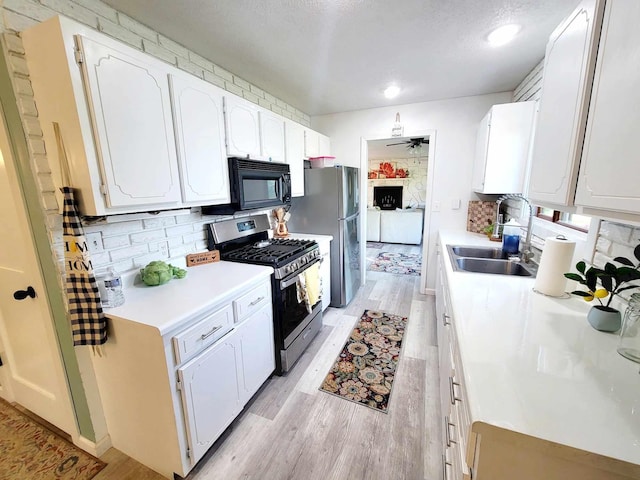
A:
<box><xmin>374</xmin><ymin>186</ymin><xmax>403</xmax><ymax>210</ymax></box>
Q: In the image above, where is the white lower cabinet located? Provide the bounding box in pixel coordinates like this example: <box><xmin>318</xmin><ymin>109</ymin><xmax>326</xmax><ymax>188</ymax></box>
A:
<box><xmin>436</xmin><ymin>249</ymin><xmax>472</xmax><ymax>480</ymax></box>
<box><xmin>178</xmin><ymin>336</ymin><xmax>241</xmax><ymax>463</ymax></box>
<box><xmin>236</xmin><ymin>304</ymin><xmax>275</xmax><ymax>403</ymax></box>
<box><xmin>91</xmin><ymin>275</ymin><xmax>274</xmax><ymax>479</ymax></box>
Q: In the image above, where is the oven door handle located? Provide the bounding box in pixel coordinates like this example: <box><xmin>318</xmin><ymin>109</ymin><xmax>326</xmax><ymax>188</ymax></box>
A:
<box><xmin>280</xmin><ymin>259</ymin><xmax>321</xmax><ymax>290</ymax></box>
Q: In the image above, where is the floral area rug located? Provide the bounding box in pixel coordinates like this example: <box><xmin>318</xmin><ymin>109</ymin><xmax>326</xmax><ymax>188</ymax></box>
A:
<box><xmin>366</xmin><ymin>241</ymin><xmax>384</xmax><ymax>249</ymax></box>
<box><xmin>0</xmin><ymin>399</ymin><xmax>106</xmax><ymax>480</ymax></box>
<box><xmin>368</xmin><ymin>251</ymin><xmax>421</xmax><ymax>276</ymax></box>
<box><xmin>320</xmin><ymin>309</ymin><xmax>408</xmax><ymax>413</ymax></box>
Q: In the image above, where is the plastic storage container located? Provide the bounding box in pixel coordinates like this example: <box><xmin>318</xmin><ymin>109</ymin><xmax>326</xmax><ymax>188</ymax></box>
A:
<box><xmin>618</xmin><ymin>293</ymin><xmax>640</xmax><ymax>363</ymax></box>
<box><xmin>502</xmin><ymin>219</ymin><xmax>521</xmax><ymax>254</ymax></box>
<box><xmin>309</xmin><ymin>156</ymin><xmax>335</xmax><ymax>168</ymax></box>
<box><xmin>97</xmin><ymin>267</ymin><xmax>125</xmax><ymax>308</ymax></box>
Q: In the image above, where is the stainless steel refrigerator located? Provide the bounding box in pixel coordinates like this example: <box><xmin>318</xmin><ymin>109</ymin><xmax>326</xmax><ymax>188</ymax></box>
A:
<box><xmin>288</xmin><ymin>166</ymin><xmax>361</xmax><ymax>307</ymax></box>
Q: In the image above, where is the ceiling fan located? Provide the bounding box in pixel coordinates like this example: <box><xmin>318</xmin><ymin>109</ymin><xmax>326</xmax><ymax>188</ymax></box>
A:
<box><xmin>386</xmin><ymin>137</ymin><xmax>429</xmax><ymax>149</ymax></box>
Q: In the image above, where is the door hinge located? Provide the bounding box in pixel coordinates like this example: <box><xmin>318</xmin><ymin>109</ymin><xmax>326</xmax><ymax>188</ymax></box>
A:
<box><xmin>74</xmin><ymin>49</ymin><xmax>84</xmax><ymax>65</ymax></box>
<box><xmin>99</xmin><ymin>184</ymin><xmax>108</xmax><ymax>196</ymax></box>
<box><xmin>186</xmin><ymin>447</ymin><xmax>191</xmax><ymax>460</ymax></box>
<box><xmin>176</xmin><ymin>379</ymin><xmax>182</xmax><ymax>392</ymax></box>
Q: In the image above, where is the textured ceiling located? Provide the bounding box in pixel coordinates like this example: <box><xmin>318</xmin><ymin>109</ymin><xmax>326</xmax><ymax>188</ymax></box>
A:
<box><xmin>101</xmin><ymin>0</ymin><xmax>579</xmax><ymax>116</ymax></box>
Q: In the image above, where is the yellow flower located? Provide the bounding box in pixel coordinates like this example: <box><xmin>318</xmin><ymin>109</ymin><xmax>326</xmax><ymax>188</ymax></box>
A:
<box><xmin>584</xmin><ymin>292</ymin><xmax>594</xmax><ymax>302</ymax></box>
<box><xmin>594</xmin><ymin>289</ymin><xmax>609</xmax><ymax>299</ymax></box>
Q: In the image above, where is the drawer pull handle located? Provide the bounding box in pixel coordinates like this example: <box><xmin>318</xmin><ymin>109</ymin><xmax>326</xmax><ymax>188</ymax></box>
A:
<box><xmin>442</xmin><ymin>313</ymin><xmax>451</xmax><ymax>326</ymax></box>
<box><xmin>201</xmin><ymin>325</ymin><xmax>223</xmax><ymax>340</ymax></box>
<box><xmin>442</xmin><ymin>454</ymin><xmax>452</xmax><ymax>480</ymax></box>
<box><xmin>444</xmin><ymin>415</ymin><xmax>457</xmax><ymax>447</ymax></box>
<box><xmin>449</xmin><ymin>376</ymin><xmax>462</xmax><ymax>404</ymax></box>
<box><xmin>249</xmin><ymin>296</ymin><xmax>265</xmax><ymax>307</ymax></box>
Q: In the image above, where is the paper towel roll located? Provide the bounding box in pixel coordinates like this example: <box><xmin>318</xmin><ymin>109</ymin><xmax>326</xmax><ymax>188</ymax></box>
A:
<box><xmin>534</xmin><ymin>236</ymin><xmax>576</xmax><ymax>297</ymax></box>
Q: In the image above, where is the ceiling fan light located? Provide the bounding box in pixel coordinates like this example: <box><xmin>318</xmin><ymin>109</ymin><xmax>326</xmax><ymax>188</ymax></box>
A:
<box><xmin>487</xmin><ymin>24</ymin><xmax>521</xmax><ymax>47</ymax></box>
<box><xmin>384</xmin><ymin>85</ymin><xmax>400</xmax><ymax>99</ymax></box>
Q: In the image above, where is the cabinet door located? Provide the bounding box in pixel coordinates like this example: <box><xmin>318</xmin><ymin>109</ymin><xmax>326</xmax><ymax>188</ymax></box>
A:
<box><xmin>77</xmin><ymin>35</ymin><xmax>181</xmax><ymax>208</ymax></box>
<box><xmin>169</xmin><ymin>74</ymin><xmax>230</xmax><ymax>205</ymax></box>
<box><xmin>472</xmin><ymin>110</ymin><xmax>491</xmax><ymax>192</ymax></box>
<box><xmin>528</xmin><ymin>0</ymin><xmax>604</xmax><ymax>206</ymax></box>
<box><xmin>575</xmin><ymin>0</ymin><xmax>640</xmax><ymax>213</ymax></box>
<box><xmin>318</xmin><ymin>133</ymin><xmax>331</xmax><ymax>156</ymax></box>
<box><xmin>259</xmin><ymin>110</ymin><xmax>286</xmax><ymax>163</ymax></box>
<box><xmin>224</xmin><ymin>95</ymin><xmax>261</xmax><ymax>158</ymax></box>
<box><xmin>304</xmin><ymin>128</ymin><xmax>320</xmax><ymax>157</ymax></box>
<box><xmin>178</xmin><ymin>336</ymin><xmax>241</xmax><ymax>464</ymax></box>
<box><xmin>473</xmin><ymin>103</ymin><xmax>535</xmax><ymax>194</ymax></box>
<box><xmin>236</xmin><ymin>303</ymin><xmax>275</xmax><ymax>404</ymax></box>
<box><xmin>285</xmin><ymin>121</ymin><xmax>305</xmax><ymax>197</ymax></box>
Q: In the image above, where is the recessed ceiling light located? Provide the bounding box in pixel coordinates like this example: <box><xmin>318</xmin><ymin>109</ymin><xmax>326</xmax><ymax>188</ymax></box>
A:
<box><xmin>487</xmin><ymin>24</ymin><xmax>521</xmax><ymax>47</ymax></box>
<box><xmin>384</xmin><ymin>85</ymin><xmax>400</xmax><ymax>99</ymax></box>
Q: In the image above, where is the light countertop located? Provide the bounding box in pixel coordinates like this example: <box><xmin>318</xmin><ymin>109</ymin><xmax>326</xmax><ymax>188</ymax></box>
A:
<box><xmin>439</xmin><ymin>230</ymin><xmax>640</xmax><ymax>466</ymax></box>
<box><xmin>103</xmin><ymin>261</ymin><xmax>273</xmax><ymax>336</ymax></box>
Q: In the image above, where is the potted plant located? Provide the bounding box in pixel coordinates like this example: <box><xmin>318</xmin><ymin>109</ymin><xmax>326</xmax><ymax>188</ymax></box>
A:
<box><xmin>564</xmin><ymin>244</ymin><xmax>640</xmax><ymax>332</ymax></box>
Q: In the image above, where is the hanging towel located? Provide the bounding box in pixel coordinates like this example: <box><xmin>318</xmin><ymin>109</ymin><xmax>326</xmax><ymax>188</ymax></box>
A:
<box><xmin>61</xmin><ymin>187</ymin><xmax>107</xmax><ymax>346</ymax></box>
<box><xmin>296</xmin><ymin>272</ymin><xmax>312</xmax><ymax>314</ymax></box>
<box><xmin>304</xmin><ymin>262</ymin><xmax>321</xmax><ymax>307</ymax></box>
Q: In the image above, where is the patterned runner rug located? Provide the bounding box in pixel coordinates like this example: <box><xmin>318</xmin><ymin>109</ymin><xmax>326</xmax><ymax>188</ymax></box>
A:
<box><xmin>366</xmin><ymin>241</ymin><xmax>384</xmax><ymax>249</ymax></box>
<box><xmin>320</xmin><ymin>309</ymin><xmax>408</xmax><ymax>413</ymax></box>
<box><xmin>368</xmin><ymin>251</ymin><xmax>421</xmax><ymax>276</ymax></box>
<box><xmin>0</xmin><ymin>399</ymin><xmax>106</xmax><ymax>479</ymax></box>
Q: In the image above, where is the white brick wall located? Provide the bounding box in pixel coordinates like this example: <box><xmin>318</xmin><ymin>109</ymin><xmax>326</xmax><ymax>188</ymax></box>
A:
<box><xmin>1</xmin><ymin>0</ymin><xmax>308</xmax><ymax>279</ymax></box>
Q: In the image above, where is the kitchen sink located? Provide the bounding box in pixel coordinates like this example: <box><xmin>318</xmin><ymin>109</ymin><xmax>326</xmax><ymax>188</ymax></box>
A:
<box><xmin>447</xmin><ymin>245</ymin><xmax>537</xmax><ymax>277</ymax></box>
<box><xmin>451</xmin><ymin>246</ymin><xmax>509</xmax><ymax>259</ymax></box>
<box><xmin>454</xmin><ymin>258</ymin><xmax>534</xmax><ymax>276</ymax></box>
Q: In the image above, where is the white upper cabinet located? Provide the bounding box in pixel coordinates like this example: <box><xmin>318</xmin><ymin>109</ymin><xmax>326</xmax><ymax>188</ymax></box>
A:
<box><xmin>528</xmin><ymin>0</ymin><xmax>604</xmax><ymax>207</ymax></box>
<box><xmin>23</xmin><ymin>16</ymin><xmax>185</xmax><ymax>215</ymax></box>
<box><xmin>223</xmin><ymin>95</ymin><xmax>261</xmax><ymax>159</ymax></box>
<box><xmin>304</xmin><ymin>128</ymin><xmax>331</xmax><ymax>158</ymax></box>
<box><xmin>472</xmin><ymin>101</ymin><xmax>536</xmax><ymax>194</ymax></box>
<box><xmin>169</xmin><ymin>73</ymin><xmax>230</xmax><ymax>205</ymax></box>
<box><xmin>575</xmin><ymin>0</ymin><xmax>640</xmax><ymax>214</ymax></box>
<box><xmin>259</xmin><ymin>110</ymin><xmax>286</xmax><ymax>163</ymax></box>
<box><xmin>285</xmin><ymin>120</ymin><xmax>305</xmax><ymax>197</ymax></box>
<box><xmin>77</xmin><ymin>36</ymin><xmax>182</xmax><ymax>209</ymax></box>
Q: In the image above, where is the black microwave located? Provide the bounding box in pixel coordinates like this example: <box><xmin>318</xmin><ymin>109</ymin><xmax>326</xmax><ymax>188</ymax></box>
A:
<box><xmin>202</xmin><ymin>158</ymin><xmax>291</xmax><ymax>215</ymax></box>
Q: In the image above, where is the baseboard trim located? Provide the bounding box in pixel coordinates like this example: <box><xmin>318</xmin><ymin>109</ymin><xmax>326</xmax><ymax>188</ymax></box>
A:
<box><xmin>74</xmin><ymin>433</ymin><xmax>112</xmax><ymax>457</ymax></box>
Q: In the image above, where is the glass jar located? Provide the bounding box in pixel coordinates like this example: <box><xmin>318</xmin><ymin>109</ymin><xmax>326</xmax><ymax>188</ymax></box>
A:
<box><xmin>617</xmin><ymin>293</ymin><xmax>640</xmax><ymax>363</ymax></box>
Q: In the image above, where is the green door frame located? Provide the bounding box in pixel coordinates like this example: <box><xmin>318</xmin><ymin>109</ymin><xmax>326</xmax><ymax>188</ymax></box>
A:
<box><xmin>0</xmin><ymin>40</ymin><xmax>95</xmax><ymax>441</ymax></box>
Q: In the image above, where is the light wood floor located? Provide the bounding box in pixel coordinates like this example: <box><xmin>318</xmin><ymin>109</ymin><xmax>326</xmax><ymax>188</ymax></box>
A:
<box><xmin>94</xmin><ymin>242</ymin><xmax>441</xmax><ymax>480</ymax></box>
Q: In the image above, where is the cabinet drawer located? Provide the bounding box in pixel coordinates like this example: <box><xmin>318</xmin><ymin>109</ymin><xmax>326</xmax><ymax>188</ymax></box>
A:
<box><xmin>173</xmin><ymin>305</ymin><xmax>233</xmax><ymax>364</ymax></box>
<box><xmin>233</xmin><ymin>281</ymin><xmax>271</xmax><ymax>323</ymax></box>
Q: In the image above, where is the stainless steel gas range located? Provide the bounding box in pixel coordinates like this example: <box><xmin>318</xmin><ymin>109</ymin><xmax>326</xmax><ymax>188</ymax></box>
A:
<box><xmin>207</xmin><ymin>214</ymin><xmax>322</xmax><ymax>374</ymax></box>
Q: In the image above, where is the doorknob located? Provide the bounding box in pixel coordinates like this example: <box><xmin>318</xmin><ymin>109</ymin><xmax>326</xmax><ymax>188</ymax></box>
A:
<box><xmin>13</xmin><ymin>286</ymin><xmax>36</xmax><ymax>300</ymax></box>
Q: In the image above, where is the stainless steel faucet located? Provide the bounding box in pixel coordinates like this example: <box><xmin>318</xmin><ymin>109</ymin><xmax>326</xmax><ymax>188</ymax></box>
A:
<box><xmin>492</xmin><ymin>193</ymin><xmax>535</xmax><ymax>263</ymax></box>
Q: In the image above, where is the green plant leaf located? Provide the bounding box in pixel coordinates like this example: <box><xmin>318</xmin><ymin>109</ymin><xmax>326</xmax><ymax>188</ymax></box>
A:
<box><xmin>614</xmin><ymin>256</ymin><xmax>634</xmax><ymax>267</ymax></box>
<box><xmin>571</xmin><ymin>290</ymin><xmax>593</xmax><ymax>297</ymax></box>
<box><xmin>617</xmin><ymin>284</ymin><xmax>640</xmax><ymax>294</ymax></box>
<box><xmin>576</xmin><ymin>261</ymin><xmax>586</xmax><ymax>274</ymax></box>
<box><xmin>635</xmin><ymin>244</ymin><xmax>640</xmax><ymax>263</ymax></box>
<box><xmin>564</xmin><ymin>273</ymin><xmax>584</xmax><ymax>283</ymax></box>
<box><xmin>600</xmin><ymin>274</ymin><xmax>613</xmax><ymax>292</ymax></box>
<box><xmin>585</xmin><ymin>269</ymin><xmax>599</xmax><ymax>291</ymax></box>
<box><xmin>604</xmin><ymin>262</ymin><xmax>618</xmax><ymax>275</ymax></box>
<box><xmin>617</xmin><ymin>267</ymin><xmax>640</xmax><ymax>283</ymax></box>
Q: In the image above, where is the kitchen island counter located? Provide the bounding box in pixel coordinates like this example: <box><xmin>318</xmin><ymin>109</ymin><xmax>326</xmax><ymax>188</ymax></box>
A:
<box><xmin>439</xmin><ymin>229</ymin><xmax>640</xmax><ymax>476</ymax></box>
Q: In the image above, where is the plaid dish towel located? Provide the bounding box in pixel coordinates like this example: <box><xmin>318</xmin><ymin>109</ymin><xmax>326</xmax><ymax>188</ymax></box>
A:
<box><xmin>61</xmin><ymin>187</ymin><xmax>107</xmax><ymax>346</ymax></box>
